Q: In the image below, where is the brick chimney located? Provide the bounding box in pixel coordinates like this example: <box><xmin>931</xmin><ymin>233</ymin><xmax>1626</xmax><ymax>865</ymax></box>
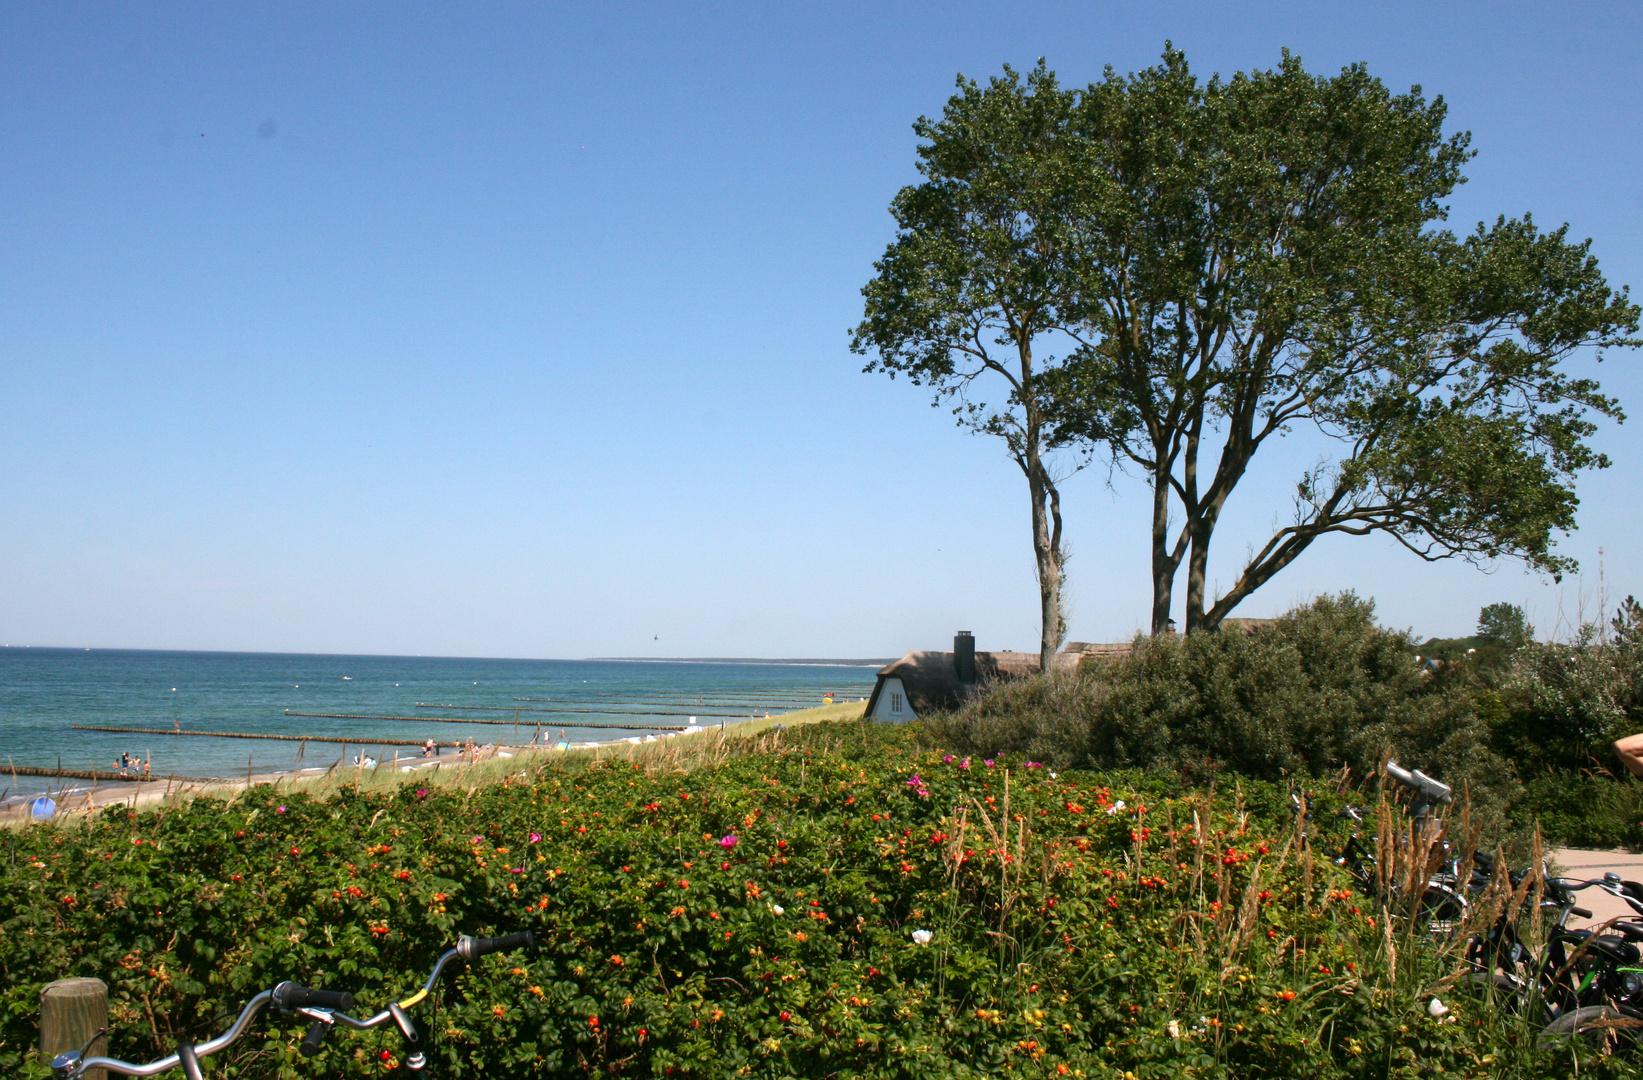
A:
<box><xmin>954</xmin><ymin>631</ymin><xmax>976</xmax><ymax>685</ymax></box>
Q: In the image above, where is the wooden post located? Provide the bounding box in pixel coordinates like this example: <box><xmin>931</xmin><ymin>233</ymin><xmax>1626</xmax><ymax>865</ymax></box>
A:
<box><xmin>40</xmin><ymin>977</ymin><xmax>107</xmax><ymax>1080</ymax></box>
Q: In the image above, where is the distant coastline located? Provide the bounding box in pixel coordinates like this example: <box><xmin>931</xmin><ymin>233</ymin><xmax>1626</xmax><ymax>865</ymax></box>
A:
<box><xmin>587</xmin><ymin>657</ymin><xmax>892</xmax><ymax>667</ymax></box>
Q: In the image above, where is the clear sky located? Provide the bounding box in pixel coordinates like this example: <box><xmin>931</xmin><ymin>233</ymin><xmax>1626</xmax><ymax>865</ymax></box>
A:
<box><xmin>2</xmin><ymin>1</ymin><xmax>1638</xmax><ymax>658</ymax></box>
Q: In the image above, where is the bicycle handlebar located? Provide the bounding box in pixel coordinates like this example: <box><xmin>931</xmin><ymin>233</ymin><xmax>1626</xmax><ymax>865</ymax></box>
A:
<box><xmin>53</xmin><ymin>930</ymin><xmax>533</xmax><ymax>1078</ymax></box>
<box><xmin>54</xmin><ymin>990</ymin><xmax>274</xmax><ymax>1078</ymax></box>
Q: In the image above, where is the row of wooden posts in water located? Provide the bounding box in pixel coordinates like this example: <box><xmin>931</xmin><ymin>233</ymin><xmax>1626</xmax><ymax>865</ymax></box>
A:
<box><xmin>15</xmin><ymin>686</ymin><xmax>870</xmax><ymax>786</ymax></box>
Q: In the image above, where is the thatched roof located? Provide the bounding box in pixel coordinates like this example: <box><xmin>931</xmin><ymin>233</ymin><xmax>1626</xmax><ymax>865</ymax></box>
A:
<box><xmin>1070</xmin><ymin>641</ymin><xmax>1135</xmax><ymax>658</ymax></box>
<box><xmin>867</xmin><ymin>648</ymin><xmax>1086</xmax><ymax>717</ymax></box>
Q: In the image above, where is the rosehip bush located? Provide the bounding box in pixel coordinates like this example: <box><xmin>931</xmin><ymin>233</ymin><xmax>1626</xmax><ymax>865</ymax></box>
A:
<box><xmin>0</xmin><ymin>723</ymin><xmax>1603</xmax><ymax>1077</ymax></box>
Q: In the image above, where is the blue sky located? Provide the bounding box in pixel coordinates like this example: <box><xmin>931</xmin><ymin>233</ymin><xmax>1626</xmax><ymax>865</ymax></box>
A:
<box><xmin>2</xmin><ymin>1</ymin><xmax>1639</xmax><ymax>658</ymax></box>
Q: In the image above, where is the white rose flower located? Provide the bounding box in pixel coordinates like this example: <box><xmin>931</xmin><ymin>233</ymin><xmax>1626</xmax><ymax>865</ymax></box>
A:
<box><xmin>911</xmin><ymin>929</ymin><xmax>933</xmax><ymax>945</ymax></box>
<box><xmin>1427</xmin><ymin>997</ymin><xmax>1449</xmax><ymax>1018</ymax></box>
<box><xmin>771</xmin><ymin>904</ymin><xmax>785</xmax><ymax>915</ymax></box>
<box><xmin>1166</xmin><ymin>1019</ymin><xmax>1181</xmax><ymax>1038</ymax></box>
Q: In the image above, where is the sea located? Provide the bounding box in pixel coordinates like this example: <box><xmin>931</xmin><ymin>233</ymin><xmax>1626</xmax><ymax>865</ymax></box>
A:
<box><xmin>0</xmin><ymin>647</ymin><xmax>885</xmax><ymax>803</ymax></box>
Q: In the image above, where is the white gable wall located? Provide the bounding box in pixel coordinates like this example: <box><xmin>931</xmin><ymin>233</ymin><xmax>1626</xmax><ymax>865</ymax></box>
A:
<box><xmin>870</xmin><ymin>676</ymin><xmax>915</xmax><ymax>722</ymax></box>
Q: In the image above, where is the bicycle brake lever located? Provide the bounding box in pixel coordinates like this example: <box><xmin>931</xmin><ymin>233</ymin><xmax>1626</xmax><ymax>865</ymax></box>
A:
<box><xmin>299</xmin><ymin>1020</ymin><xmax>329</xmax><ymax>1058</ymax></box>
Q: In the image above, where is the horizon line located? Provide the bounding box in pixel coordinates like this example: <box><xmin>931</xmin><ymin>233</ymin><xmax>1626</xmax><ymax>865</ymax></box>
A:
<box><xmin>0</xmin><ymin>644</ymin><xmax>893</xmax><ymax>667</ymax></box>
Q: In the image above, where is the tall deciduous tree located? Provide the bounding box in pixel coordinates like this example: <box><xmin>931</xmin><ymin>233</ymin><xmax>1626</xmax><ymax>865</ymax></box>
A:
<box><xmin>1047</xmin><ymin>48</ymin><xmax>1638</xmax><ymax>633</ymax></box>
<box><xmin>852</xmin><ymin>64</ymin><xmax>1086</xmax><ymax>672</ymax></box>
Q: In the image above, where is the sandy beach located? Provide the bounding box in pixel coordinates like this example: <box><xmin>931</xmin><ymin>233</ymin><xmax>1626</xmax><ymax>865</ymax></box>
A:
<box><xmin>2</xmin><ymin>701</ymin><xmax>868</xmax><ymax>824</ymax></box>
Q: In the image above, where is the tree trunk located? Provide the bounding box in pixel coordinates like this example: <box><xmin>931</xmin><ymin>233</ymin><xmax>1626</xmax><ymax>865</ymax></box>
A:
<box><xmin>1026</xmin><ymin>453</ymin><xmax>1064</xmax><ymax>673</ymax></box>
<box><xmin>1183</xmin><ymin>521</ymin><xmax>1211</xmax><ymax>633</ymax></box>
<box><xmin>1150</xmin><ymin>473</ymin><xmax>1174</xmax><ymax>635</ymax></box>
<box><xmin>1183</xmin><ymin>415</ymin><xmax>1255</xmax><ymax>633</ymax></box>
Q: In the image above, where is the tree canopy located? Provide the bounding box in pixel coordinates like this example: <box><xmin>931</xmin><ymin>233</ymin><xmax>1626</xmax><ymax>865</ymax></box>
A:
<box><xmin>855</xmin><ymin>48</ymin><xmax>1635</xmax><ymax>647</ymax></box>
<box><xmin>851</xmin><ymin>63</ymin><xmax>1086</xmax><ymax>671</ymax></box>
<box><xmin>1045</xmin><ymin>47</ymin><xmax>1637</xmax><ymax>632</ymax></box>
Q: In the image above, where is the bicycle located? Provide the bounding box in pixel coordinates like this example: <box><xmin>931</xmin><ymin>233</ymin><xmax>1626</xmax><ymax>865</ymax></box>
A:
<box><xmin>1304</xmin><ymin>759</ymin><xmax>1643</xmax><ymax>1058</ymax></box>
<box><xmin>1318</xmin><ymin>759</ymin><xmax>1472</xmax><ymax>932</ymax></box>
<box><xmin>49</xmin><ymin>931</ymin><xmax>533</xmax><ymax>1079</ymax></box>
<box><xmin>1531</xmin><ymin>876</ymin><xmax>1643</xmax><ymax>1056</ymax></box>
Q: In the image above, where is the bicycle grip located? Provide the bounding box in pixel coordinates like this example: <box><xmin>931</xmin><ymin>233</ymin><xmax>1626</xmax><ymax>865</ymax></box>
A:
<box><xmin>299</xmin><ymin>1021</ymin><xmax>330</xmax><ymax>1058</ymax></box>
<box><xmin>1571</xmin><ymin>906</ymin><xmax>1593</xmax><ymax>919</ymax></box>
<box><xmin>457</xmin><ymin>930</ymin><xmax>535</xmax><ymax>960</ymax></box>
<box><xmin>273</xmin><ymin>981</ymin><xmax>356</xmax><ymax>1011</ymax></box>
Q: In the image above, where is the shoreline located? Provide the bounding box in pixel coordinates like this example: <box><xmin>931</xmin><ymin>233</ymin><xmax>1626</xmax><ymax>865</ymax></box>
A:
<box><xmin>2</xmin><ymin>701</ymin><xmax>869</xmax><ymax>823</ymax></box>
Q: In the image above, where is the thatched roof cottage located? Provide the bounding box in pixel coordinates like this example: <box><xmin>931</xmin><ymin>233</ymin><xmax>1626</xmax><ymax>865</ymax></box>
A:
<box><xmin>865</xmin><ymin>632</ymin><xmax>1093</xmax><ymax>721</ymax></box>
<box><xmin>865</xmin><ymin>622</ymin><xmax>1280</xmax><ymax>721</ymax></box>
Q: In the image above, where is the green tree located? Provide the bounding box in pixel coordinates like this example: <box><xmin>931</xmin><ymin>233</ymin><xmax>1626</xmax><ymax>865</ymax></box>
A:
<box><xmin>1047</xmin><ymin>48</ymin><xmax>1638</xmax><ymax>633</ymax></box>
<box><xmin>1477</xmin><ymin>601</ymin><xmax>1532</xmax><ymax>651</ymax></box>
<box><xmin>1613</xmin><ymin>595</ymin><xmax>1643</xmax><ymax>647</ymax></box>
<box><xmin>851</xmin><ymin>64</ymin><xmax>1088</xmax><ymax>671</ymax></box>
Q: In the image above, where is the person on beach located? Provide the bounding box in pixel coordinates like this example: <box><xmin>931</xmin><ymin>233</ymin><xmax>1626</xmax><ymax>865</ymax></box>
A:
<box><xmin>422</xmin><ymin>739</ymin><xmax>437</xmax><ymax>757</ymax></box>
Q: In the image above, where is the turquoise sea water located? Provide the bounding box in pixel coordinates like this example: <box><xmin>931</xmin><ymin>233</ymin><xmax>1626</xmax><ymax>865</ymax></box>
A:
<box><xmin>0</xmin><ymin>647</ymin><xmax>881</xmax><ymax>800</ymax></box>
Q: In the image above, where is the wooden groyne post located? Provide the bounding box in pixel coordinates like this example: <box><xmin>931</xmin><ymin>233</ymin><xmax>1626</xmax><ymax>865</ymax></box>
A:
<box><xmin>71</xmin><ymin>726</ymin><xmax>464</xmax><ymax>748</ymax></box>
<box><xmin>40</xmin><ymin>977</ymin><xmax>107</xmax><ymax>1080</ymax></box>
<box><xmin>283</xmin><ymin>712</ymin><xmax>690</xmax><ymax>731</ymax></box>
<box><xmin>2</xmin><ymin>765</ymin><xmax>161</xmax><ymax>783</ymax></box>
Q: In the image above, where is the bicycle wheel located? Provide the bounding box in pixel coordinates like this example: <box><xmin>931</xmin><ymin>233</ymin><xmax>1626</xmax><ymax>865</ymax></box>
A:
<box><xmin>1539</xmin><ymin>1004</ymin><xmax>1643</xmax><ymax>1059</ymax></box>
<box><xmin>1461</xmin><ymin>972</ymin><xmax>1523</xmax><ymax>1005</ymax></box>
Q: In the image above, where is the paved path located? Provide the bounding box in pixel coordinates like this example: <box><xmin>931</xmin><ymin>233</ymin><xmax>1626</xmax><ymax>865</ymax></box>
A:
<box><xmin>1552</xmin><ymin>848</ymin><xmax>1643</xmax><ymax>928</ymax></box>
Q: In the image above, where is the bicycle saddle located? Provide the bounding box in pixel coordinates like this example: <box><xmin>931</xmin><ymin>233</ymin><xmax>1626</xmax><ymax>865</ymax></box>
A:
<box><xmin>1553</xmin><ymin>928</ymin><xmax>1643</xmax><ymax>965</ymax></box>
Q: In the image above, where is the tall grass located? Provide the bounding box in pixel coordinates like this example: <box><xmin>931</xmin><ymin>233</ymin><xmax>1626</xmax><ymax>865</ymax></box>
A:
<box><xmin>915</xmin><ymin>761</ymin><xmax>1616</xmax><ymax>1076</ymax></box>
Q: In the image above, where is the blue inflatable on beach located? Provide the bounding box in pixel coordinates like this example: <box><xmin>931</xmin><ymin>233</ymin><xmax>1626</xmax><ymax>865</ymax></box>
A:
<box><xmin>30</xmin><ymin>797</ymin><xmax>56</xmax><ymax>820</ymax></box>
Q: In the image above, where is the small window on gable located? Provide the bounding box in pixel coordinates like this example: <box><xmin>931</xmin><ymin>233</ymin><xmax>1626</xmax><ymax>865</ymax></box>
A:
<box><xmin>891</xmin><ymin>692</ymin><xmax>903</xmax><ymax>713</ymax></box>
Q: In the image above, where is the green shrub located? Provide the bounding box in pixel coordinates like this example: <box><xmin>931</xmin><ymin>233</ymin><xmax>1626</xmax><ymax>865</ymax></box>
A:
<box><xmin>1516</xmin><ymin>771</ymin><xmax>1643</xmax><ymax>850</ymax></box>
<box><xmin>0</xmin><ymin>721</ymin><xmax>1601</xmax><ymax>1078</ymax></box>
<box><xmin>1496</xmin><ymin>633</ymin><xmax>1643</xmax><ymax>773</ymax></box>
<box><xmin>1472</xmin><ymin>596</ymin><xmax>1643</xmax><ymax>849</ymax></box>
<box><xmin>932</xmin><ymin>594</ymin><xmax>1517</xmax><ymax>831</ymax></box>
